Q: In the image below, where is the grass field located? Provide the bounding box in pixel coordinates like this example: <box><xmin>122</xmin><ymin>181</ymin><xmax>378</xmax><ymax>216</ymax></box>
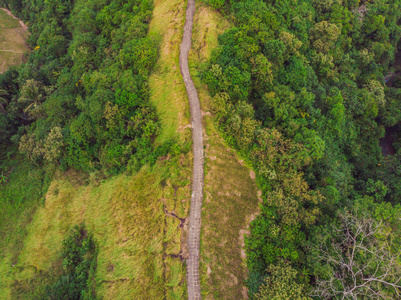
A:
<box><xmin>189</xmin><ymin>3</ymin><xmax>260</xmax><ymax>299</ymax></box>
<box><xmin>0</xmin><ymin>156</ymin><xmax>191</xmax><ymax>299</ymax></box>
<box><xmin>149</xmin><ymin>0</ymin><xmax>191</xmax><ymax>145</ymax></box>
<box><xmin>0</xmin><ymin>8</ymin><xmax>30</xmax><ymax>73</ymax></box>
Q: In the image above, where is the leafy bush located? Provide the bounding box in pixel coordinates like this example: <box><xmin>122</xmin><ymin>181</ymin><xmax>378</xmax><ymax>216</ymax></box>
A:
<box><xmin>40</xmin><ymin>225</ymin><xmax>97</xmax><ymax>300</ymax></box>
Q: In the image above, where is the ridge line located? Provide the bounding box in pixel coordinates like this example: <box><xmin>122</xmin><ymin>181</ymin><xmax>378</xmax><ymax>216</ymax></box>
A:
<box><xmin>179</xmin><ymin>0</ymin><xmax>204</xmax><ymax>299</ymax></box>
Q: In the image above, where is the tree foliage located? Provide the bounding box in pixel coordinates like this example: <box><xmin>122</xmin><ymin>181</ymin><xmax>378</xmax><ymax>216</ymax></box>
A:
<box><xmin>202</xmin><ymin>0</ymin><xmax>401</xmax><ymax>298</ymax></box>
<box><xmin>308</xmin><ymin>199</ymin><xmax>401</xmax><ymax>299</ymax></box>
<box><xmin>41</xmin><ymin>224</ymin><xmax>98</xmax><ymax>299</ymax></box>
<box><xmin>255</xmin><ymin>260</ymin><xmax>311</xmax><ymax>300</ymax></box>
<box><xmin>0</xmin><ymin>0</ymin><xmax>166</xmax><ymax>174</ymax></box>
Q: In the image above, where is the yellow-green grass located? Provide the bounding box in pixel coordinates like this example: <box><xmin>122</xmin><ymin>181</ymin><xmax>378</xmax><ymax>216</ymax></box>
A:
<box><xmin>0</xmin><ymin>8</ymin><xmax>30</xmax><ymax>73</ymax></box>
<box><xmin>149</xmin><ymin>0</ymin><xmax>191</xmax><ymax>145</ymax></box>
<box><xmin>0</xmin><ymin>156</ymin><xmax>192</xmax><ymax>299</ymax></box>
<box><xmin>189</xmin><ymin>3</ymin><xmax>260</xmax><ymax>299</ymax></box>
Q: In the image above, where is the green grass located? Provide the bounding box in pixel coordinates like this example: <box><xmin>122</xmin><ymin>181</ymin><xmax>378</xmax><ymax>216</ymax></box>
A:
<box><xmin>148</xmin><ymin>0</ymin><xmax>191</xmax><ymax>145</ymax></box>
<box><xmin>189</xmin><ymin>3</ymin><xmax>260</xmax><ymax>299</ymax></box>
<box><xmin>0</xmin><ymin>150</ymin><xmax>51</xmax><ymax>255</ymax></box>
<box><xmin>0</xmin><ymin>152</ymin><xmax>52</xmax><ymax>299</ymax></box>
<box><xmin>0</xmin><ymin>9</ymin><xmax>19</xmax><ymax>29</ymax></box>
<box><xmin>0</xmin><ymin>155</ymin><xmax>192</xmax><ymax>299</ymax></box>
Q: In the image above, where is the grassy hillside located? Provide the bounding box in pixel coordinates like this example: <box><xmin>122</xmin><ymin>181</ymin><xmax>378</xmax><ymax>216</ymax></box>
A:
<box><xmin>189</xmin><ymin>3</ymin><xmax>260</xmax><ymax>299</ymax></box>
<box><xmin>0</xmin><ymin>0</ymin><xmax>192</xmax><ymax>298</ymax></box>
<box><xmin>0</xmin><ymin>8</ymin><xmax>29</xmax><ymax>73</ymax></box>
<box><xmin>1</xmin><ymin>1</ymin><xmax>260</xmax><ymax>299</ymax></box>
<box><xmin>0</xmin><ymin>157</ymin><xmax>191</xmax><ymax>299</ymax></box>
<box><xmin>149</xmin><ymin>0</ymin><xmax>191</xmax><ymax>144</ymax></box>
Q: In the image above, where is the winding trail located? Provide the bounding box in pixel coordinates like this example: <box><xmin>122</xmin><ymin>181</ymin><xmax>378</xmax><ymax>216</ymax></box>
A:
<box><xmin>179</xmin><ymin>0</ymin><xmax>204</xmax><ymax>299</ymax></box>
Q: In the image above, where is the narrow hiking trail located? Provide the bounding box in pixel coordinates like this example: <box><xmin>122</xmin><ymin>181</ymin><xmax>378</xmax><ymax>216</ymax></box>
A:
<box><xmin>179</xmin><ymin>0</ymin><xmax>203</xmax><ymax>299</ymax></box>
<box><xmin>0</xmin><ymin>50</ymin><xmax>24</xmax><ymax>53</ymax></box>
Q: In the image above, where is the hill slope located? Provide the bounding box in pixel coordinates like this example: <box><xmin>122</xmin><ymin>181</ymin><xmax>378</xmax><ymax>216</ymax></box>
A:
<box><xmin>189</xmin><ymin>3</ymin><xmax>260</xmax><ymax>298</ymax></box>
<box><xmin>0</xmin><ymin>1</ymin><xmax>260</xmax><ymax>299</ymax></box>
<box><xmin>0</xmin><ymin>0</ymin><xmax>191</xmax><ymax>298</ymax></box>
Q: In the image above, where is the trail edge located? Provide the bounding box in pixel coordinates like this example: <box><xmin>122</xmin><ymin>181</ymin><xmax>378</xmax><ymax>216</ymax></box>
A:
<box><xmin>179</xmin><ymin>0</ymin><xmax>204</xmax><ymax>299</ymax></box>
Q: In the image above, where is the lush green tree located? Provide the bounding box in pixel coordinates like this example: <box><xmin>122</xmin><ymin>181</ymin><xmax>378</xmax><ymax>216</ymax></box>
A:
<box><xmin>18</xmin><ymin>79</ymin><xmax>47</xmax><ymax>116</ymax></box>
<box><xmin>41</xmin><ymin>224</ymin><xmax>97</xmax><ymax>299</ymax></box>
<box><xmin>255</xmin><ymin>260</ymin><xmax>311</xmax><ymax>300</ymax></box>
<box><xmin>309</xmin><ymin>21</ymin><xmax>341</xmax><ymax>53</ymax></box>
<box><xmin>0</xmin><ymin>0</ymin><xmax>169</xmax><ymax>174</ymax></box>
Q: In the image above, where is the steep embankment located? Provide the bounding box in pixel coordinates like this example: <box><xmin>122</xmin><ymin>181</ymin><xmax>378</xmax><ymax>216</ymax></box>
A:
<box><xmin>149</xmin><ymin>0</ymin><xmax>191</xmax><ymax>144</ymax></box>
<box><xmin>188</xmin><ymin>3</ymin><xmax>260</xmax><ymax>299</ymax></box>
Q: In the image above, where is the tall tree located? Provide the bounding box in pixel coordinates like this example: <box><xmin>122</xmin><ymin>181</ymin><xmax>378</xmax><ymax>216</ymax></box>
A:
<box><xmin>18</xmin><ymin>79</ymin><xmax>46</xmax><ymax>114</ymax></box>
<box><xmin>308</xmin><ymin>202</ymin><xmax>401</xmax><ymax>299</ymax></box>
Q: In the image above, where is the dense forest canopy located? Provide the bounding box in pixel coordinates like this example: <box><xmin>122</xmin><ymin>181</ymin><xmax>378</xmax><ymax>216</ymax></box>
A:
<box><xmin>202</xmin><ymin>0</ymin><xmax>401</xmax><ymax>298</ymax></box>
<box><xmin>0</xmin><ymin>0</ymin><xmax>179</xmax><ymax>176</ymax></box>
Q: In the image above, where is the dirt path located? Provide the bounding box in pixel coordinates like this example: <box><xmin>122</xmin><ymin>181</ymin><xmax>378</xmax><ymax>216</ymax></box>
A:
<box><xmin>0</xmin><ymin>50</ymin><xmax>24</xmax><ymax>54</ymax></box>
<box><xmin>179</xmin><ymin>0</ymin><xmax>204</xmax><ymax>299</ymax></box>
